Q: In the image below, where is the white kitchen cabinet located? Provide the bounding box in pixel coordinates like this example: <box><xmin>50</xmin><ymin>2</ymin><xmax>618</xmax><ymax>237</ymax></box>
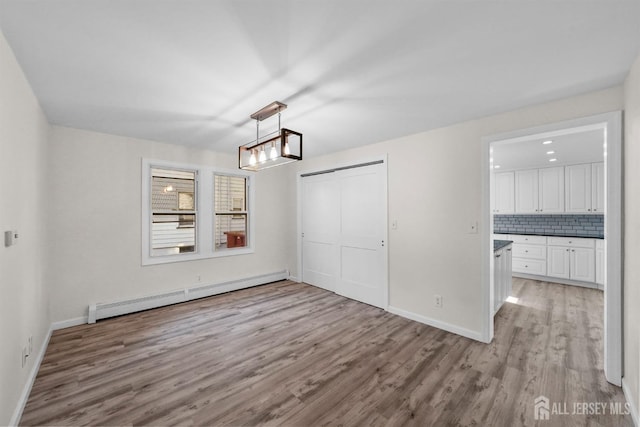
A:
<box><xmin>512</xmin><ymin>258</ymin><xmax>547</xmax><ymax>275</ymax></box>
<box><xmin>509</xmin><ymin>234</ymin><xmax>547</xmax><ymax>276</ymax></box>
<box><xmin>515</xmin><ymin>169</ymin><xmax>539</xmax><ymax>213</ymax></box>
<box><xmin>539</xmin><ymin>166</ymin><xmax>565</xmax><ymax>213</ymax></box>
<box><xmin>547</xmin><ymin>246</ymin><xmax>571</xmax><ymax>279</ymax></box>
<box><xmin>547</xmin><ymin>237</ymin><xmax>595</xmax><ymax>283</ymax></box>
<box><xmin>592</xmin><ymin>162</ymin><xmax>605</xmax><ymax>213</ymax></box>
<box><xmin>494</xmin><ymin>172</ymin><xmax>515</xmax><ymax>214</ymax></box>
<box><xmin>565</xmin><ymin>164</ymin><xmax>592</xmax><ymax>213</ymax></box>
<box><xmin>571</xmin><ymin>247</ymin><xmax>596</xmax><ymax>282</ymax></box>
<box><xmin>508</xmin><ymin>234</ymin><xmax>600</xmax><ymax>287</ymax></box>
<box><xmin>596</xmin><ymin>239</ymin><xmax>605</xmax><ymax>288</ymax></box>
<box><xmin>494</xmin><ymin>244</ymin><xmax>512</xmax><ymax>314</ymax></box>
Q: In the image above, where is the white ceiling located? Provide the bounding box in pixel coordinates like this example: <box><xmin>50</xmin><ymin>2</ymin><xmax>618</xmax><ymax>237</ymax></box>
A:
<box><xmin>491</xmin><ymin>128</ymin><xmax>605</xmax><ymax>171</ymax></box>
<box><xmin>0</xmin><ymin>1</ymin><xmax>639</xmax><ymax>157</ymax></box>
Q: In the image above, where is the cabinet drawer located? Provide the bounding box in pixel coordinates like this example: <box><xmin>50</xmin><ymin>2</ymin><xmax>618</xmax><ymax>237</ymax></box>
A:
<box><xmin>508</xmin><ymin>234</ymin><xmax>547</xmax><ymax>245</ymax></box>
<box><xmin>512</xmin><ymin>244</ymin><xmax>546</xmax><ymax>260</ymax></box>
<box><xmin>512</xmin><ymin>258</ymin><xmax>546</xmax><ymax>275</ymax></box>
<box><xmin>547</xmin><ymin>236</ymin><xmax>595</xmax><ymax>248</ymax></box>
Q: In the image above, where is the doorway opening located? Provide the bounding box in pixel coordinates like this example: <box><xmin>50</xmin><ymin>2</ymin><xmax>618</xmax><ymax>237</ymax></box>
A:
<box><xmin>481</xmin><ymin>111</ymin><xmax>622</xmax><ymax>386</ymax></box>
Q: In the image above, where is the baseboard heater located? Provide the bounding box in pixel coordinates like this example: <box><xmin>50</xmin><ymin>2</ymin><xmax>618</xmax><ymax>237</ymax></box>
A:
<box><xmin>87</xmin><ymin>270</ymin><xmax>288</xmax><ymax>323</ymax></box>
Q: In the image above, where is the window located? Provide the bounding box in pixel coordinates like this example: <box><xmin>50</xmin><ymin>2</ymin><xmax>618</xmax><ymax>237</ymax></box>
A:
<box><xmin>142</xmin><ymin>159</ymin><xmax>253</xmax><ymax>265</ymax></box>
<box><xmin>150</xmin><ymin>168</ymin><xmax>197</xmax><ymax>256</ymax></box>
<box><xmin>214</xmin><ymin>175</ymin><xmax>248</xmax><ymax>249</ymax></box>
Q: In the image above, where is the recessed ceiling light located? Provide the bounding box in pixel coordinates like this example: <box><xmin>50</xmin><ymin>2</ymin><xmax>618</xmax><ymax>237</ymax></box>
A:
<box><xmin>546</xmin><ymin>151</ymin><xmax>555</xmax><ymax>155</ymax></box>
<box><xmin>549</xmin><ymin>158</ymin><xmax>557</xmax><ymax>162</ymax></box>
<box><xmin>494</xmin><ymin>165</ymin><xmax>501</xmax><ymax>169</ymax></box>
<box><xmin>542</xmin><ymin>140</ymin><xmax>553</xmax><ymax>145</ymax></box>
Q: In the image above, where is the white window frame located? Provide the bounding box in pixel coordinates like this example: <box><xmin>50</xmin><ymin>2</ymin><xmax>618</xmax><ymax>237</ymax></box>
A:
<box><xmin>142</xmin><ymin>158</ymin><xmax>255</xmax><ymax>265</ymax></box>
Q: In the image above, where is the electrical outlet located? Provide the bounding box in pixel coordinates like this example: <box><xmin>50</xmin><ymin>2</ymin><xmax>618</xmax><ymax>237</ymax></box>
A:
<box><xmin>434</xmin><ymin>294</ymin><xmax>443</xmax><ymax>308</ymax></box>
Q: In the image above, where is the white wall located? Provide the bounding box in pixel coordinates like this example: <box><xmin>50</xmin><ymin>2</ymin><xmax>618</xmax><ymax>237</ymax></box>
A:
<box><xmin>47</xmin><ymin>126</ymin><xmax>297</xmax><ymax>322</ymax></box>
<box><xmin>0</xmin><ymin>30</ymin><xmax>51</xmax><ymax>425</ymax></box>
<box><xmin>623</xmin><ymin>53</ymin><xmax>640</xmax><ymax>421</ymax></box>
<box><xmin>295</xmin><ymin>87</ymin><xmax>623</xmax><ymax>336</ymax></box>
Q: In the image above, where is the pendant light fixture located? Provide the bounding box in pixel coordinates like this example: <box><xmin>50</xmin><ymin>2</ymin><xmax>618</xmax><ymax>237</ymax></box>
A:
<box><xmin>239</xmin><ymin>101</ymin><xmax>302</xmax><ymax>171</ymax></box>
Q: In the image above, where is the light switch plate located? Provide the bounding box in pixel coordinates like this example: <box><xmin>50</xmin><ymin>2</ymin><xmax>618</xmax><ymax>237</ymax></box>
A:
<box><xmin>4</xmin><ymin>231</ymin><xmax>13</xmax><ymax>247</ymax></box>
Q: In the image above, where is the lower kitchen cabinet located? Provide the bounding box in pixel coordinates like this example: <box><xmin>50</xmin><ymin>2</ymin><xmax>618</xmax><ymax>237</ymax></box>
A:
<box><xmin>595</xmin><ymin>239</ymin><xmax>605</xmax><ymax>289</ymax></box>
<box><xmin>571</xmin><ymin>247</ymin><xmax>596</xmax><ymax>282</ymax></box>
<box><xmin>494</xmin><ymin>244</ymin><xmax>512</xmax><ymax>314</ymax></box>
<box><xmin>547</xmin><ymin>246</ymin><xmax>570</xmax><ymax>279</ymax></box>
<box><xmin>547</xmin><ymin>237</ymin><xmax>595</xmax><ymax>283</ymax></box>
<box><xmin>497</xmin><ymin>234</ymin><xmax>601</xmax><ymax>288</ymax></box>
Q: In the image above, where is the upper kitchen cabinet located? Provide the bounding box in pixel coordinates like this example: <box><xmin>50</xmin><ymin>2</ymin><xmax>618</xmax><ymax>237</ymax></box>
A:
<box><xmin>515</xmin><ymin>166</ymin><xmax>564</xmax><ymax>214</ymax></box>
<box><xmin>494</xmin><ymin>171</ymin><xmax>515</xmax><ymax>214</ymax></box>
<box><xmin>565</xmin><ymin>163</ymin><xmax>593</xmax><ymax>213</ymax></box>
<box><xmin>538</xmin><ymin>166</ymin><xmax>565</xmax><ymax>213</ymax></box>
<box><xmin>592</xmin><ymin>162</ymin><xmax>605</xmax><ymax>213</ymax></box>
<box><xmin>515</xmin><ymin>169</ymin><xmax>539</xmax><ymax>213</ymax></box>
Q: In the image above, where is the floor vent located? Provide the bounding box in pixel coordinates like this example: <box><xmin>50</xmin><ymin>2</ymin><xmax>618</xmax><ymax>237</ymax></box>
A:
<box><xmin>88</xmin><ymin>270</ymin><xmax>288</xmax><ymax>323</ymax></box>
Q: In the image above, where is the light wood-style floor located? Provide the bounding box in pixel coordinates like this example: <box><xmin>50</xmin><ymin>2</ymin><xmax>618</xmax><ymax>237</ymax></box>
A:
<box><xmin>21</xmin><ymin>279</ymin><xmax>632</xmax><ymax>426</ymax></box>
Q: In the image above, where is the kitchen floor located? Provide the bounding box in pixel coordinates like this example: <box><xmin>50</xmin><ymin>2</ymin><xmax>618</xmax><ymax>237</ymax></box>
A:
<box><xmin>20</xmin><ymin>279</ymin><xmax>631</xmax><ymax>426</ymax></box>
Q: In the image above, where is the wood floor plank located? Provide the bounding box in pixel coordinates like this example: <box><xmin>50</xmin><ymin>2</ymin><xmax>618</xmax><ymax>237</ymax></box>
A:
<box><xmin>20</xmin><ymin>279</ymin><xmax>633</xmax><ymax>426</ymax></box>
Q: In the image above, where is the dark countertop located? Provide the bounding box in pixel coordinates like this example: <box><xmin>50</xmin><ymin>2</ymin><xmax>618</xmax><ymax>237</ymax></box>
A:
<box><xmin>494</xmin><ymin>240</ymin><xmax>513</xmax><ymax>251</ymax></box>
<box><xmin>494</xmin><ymin>231</ymin><xmax>604</xmax><ymax>240</ymax></box>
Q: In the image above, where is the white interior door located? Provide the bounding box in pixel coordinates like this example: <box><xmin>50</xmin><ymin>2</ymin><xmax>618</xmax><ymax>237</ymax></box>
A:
<box><xmin>301</xmin><ymin>173</ymin><xmax>339</xmax><ymax>292</ymax></box>
<box><xmin>335</xmin><ymin>164</ymin><xmax>387</xmax><ymax>308</ymax></box>
<box><xmin>301</xmin><ymin>161</ymin><xmax>388</xmax><ymax>309</ymax></box>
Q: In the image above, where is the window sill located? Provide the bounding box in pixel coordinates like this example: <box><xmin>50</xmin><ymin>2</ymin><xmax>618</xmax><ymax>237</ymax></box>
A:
<box><xmin>142</xmin><ymin>247</ymin><xmax>255</xmax><ymax>266</ymax></box>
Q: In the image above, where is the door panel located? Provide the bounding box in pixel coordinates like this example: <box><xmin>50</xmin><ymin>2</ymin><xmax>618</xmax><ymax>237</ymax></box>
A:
<box><xmin>336</xmin><ymin>164</ymin><xmax>387</xmax><ymax>308</ymax></box>
<box><xmin>301</xmin><ymin>174</ymin><xmax>339</xmax><ymax>291</ymax></box>
<box><xmin>301</xmin><ymin>162</ymin><xmax>387</xmax><ymax>309</ymax></box>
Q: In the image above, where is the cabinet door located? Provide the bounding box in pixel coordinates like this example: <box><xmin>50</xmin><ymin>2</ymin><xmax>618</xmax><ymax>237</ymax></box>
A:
<box><xmin>494</xmin><ymin>172</ymin><xmax>515</xmax><ymax>214</ymax></box>
<box><xmin>592</xmin><ymin>162</ymin><xmax>605</xmax><ymax>213</ymax></box>
<box><xmin>505</xmin><ymin>246</ymin><xmax>513</xmax><ymax>300</ymax></box>
<box><xmin>565</xmin><ymin>164</ymin><xmax>592</xmax><ymax>213</ymax></box>
<box><xmin>515</xmin><ymin>169</ymin><xmax>539</xmax><ymax>213</ymax></box>
<box><xmin>494</xmin><ymin>250</ymin><xmax>504</xmax><ymax>312</ymax></box>
<box><xmin>595</xmin><ymin>247</ymin><xmax>605</xmax><ymax>287</ymax></box>
<box><xmin>547</xmin><ymin>246</ymin><xmax>570</xmax><ymax>279</ymax></box>
<box><xmin>571</xmin><ymin>248</ymin><xmax>595</xmax><ymax>282</ymax></box>
<box><xmin>539</xmin><ymin>166</ymin><xmax>565</xmax><ymax>213</ymax></box>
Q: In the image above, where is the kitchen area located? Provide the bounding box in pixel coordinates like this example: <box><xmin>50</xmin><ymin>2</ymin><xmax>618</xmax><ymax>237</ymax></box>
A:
<box><xmin>491</xmin><ymin>128</ymin><xmax>605</xmax><ymax>314</ymax></box>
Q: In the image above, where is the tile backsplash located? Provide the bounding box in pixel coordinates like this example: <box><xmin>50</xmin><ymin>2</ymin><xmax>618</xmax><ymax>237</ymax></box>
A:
<box><xmin>494</xmin><ymin>214</ymin><xmax>604</xmax><ymax>238</ymax></box>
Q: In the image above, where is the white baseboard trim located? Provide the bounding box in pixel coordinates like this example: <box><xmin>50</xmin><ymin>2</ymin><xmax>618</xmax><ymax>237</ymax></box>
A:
<box><xmin>623</xmin><ymin>378</ymin><xmax>639</xmax><ymax>426</ymax></box>
<box><xmin>52</xmin><ymin>316</ymin><xmax>88</xmax><ymax>330</ymax></box>
<box><xmin>513</xmin><ymin>272</ymin><xmax>601</xmax><ymax>290</ymax></box>
<box><xmin>88</xmin><ymin>270</ymin><xmax>289</xmax><ymax>323</ymax></box>
<box><xmin>386</xmin><ymin>306</ymin><xmax>483</xmax><ymax>342</ymax></box>
<box><xmin>9</xmin><ymin>325</ymin><xmax>53</xmax><ymax>427</ymax></box>
<box><xmin>288</xmin><ymin>275</ymin><xmax>300</xmax><ymax>283</ymax></box>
